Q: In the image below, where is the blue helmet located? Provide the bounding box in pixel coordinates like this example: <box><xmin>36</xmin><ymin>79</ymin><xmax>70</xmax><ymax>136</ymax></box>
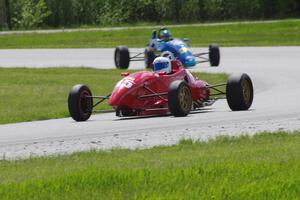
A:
<box><xmin>161</xmin><ymin>29</ymin><xmax>171</xmax><ymax>41</ymax></box>
<box><xmin>152</xmin><ymin>57</ymin><xmax>171</xmax><ymax>73</ymax></box>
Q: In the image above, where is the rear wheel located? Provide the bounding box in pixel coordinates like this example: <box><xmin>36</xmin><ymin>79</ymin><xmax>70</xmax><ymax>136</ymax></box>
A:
<box><xmin>226</xmin><ymin>73</ymin><xmax>253</xmax><ymax>111</ymax></box>
<box><xmin>209</xmin><ymin>44</ymin><xmax>220</xmax><ymax>67</ymax></box>
<box><xmin>144</xmin><ymin>47</ymin><xmax>156</xmax><ymax>69</ymax></box>
<box><xmin>68</xmin><ymin>84</ymin><xmax>93</xmax><ymax>121</ymax></box>
<box><xmin>168</xmin><ymin>80</ymin><xmax>192</xmax><ymax>117</ymax></box>
<box><xmin>114</xmin><ymin>46</ymin><xmax>130</xmax><ymax>69</ymax></box>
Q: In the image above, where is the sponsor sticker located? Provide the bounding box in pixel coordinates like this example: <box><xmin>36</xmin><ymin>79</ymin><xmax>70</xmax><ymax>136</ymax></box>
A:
<box><xmin>179</xmin><ymin>47</ymin><xmax>188</xmax><ymax>54</ymax></box>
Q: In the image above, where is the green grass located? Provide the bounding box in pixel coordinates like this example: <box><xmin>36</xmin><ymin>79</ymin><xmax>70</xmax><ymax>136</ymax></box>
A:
<box><xmin>0</xmin><ymin>20</ymin><xmax>300</xmax><ymax>48</ymax></box>
<box><xmin>0</xmin><ymin>131</ymin><xmax>300</xmax><ymax>199</ymax></box>
<box><xmin>0</xmin><ymin>67</ymin><xmax>227</xmax><ymax>124</ymax></box>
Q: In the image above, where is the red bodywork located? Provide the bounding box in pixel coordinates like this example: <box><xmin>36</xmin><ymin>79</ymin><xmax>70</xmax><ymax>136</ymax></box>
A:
<box><xmin>109</xmin><ymin>60</ymin><xmax>210</xmax><ymax>116</ymax></box>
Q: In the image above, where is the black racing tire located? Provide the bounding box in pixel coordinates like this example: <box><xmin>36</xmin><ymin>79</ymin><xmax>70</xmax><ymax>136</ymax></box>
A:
<box><xmin>168</xmin><ymin>80</ymin><xmax>192</xmax><ymax>117</ymax></box>
<box><xmin>114</xmin><ymin>46</ymin><xmax>130</xmax><ymax>69</ymax></box>
<box><xmin>209</xmin><ymin>44</ymin><xmax>220</xmax><ymax>67</ymax></box>
<box><xmin>226</xmin><ymin>73</ymin><xmax>254</xmax><ymax>111</ymax></box>
<box><xmin>144</xmin><ymin>47</ymin><xmax>156</xmax><ymax>69</ymax></box>
<box><xmin>68</xmin><ymin>84</ymin><xmax>93</xmax><ymax>121</ymax></box>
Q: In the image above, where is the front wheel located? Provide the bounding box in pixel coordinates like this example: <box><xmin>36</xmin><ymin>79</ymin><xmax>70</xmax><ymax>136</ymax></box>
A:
<box><xmin>114</xmin><ymin>46</ymin><xmax>130</xmax><ymax>69</ymax></box>
<box><xmin>226</xmin><ymin>73</ymin><xmax>253</xmax><ymax>111</ymax></box>
<box><xmin>68</xmin><ymin>84</ymin><xmax>93</xmax><ymax>121</ymax></box>
<box><xmin>168</xmin><ymin>80</ymin><xmax>192</xmax><ymax>117</ymax></box>
<box><xmin>209</xmin><ymin>44</ymin><xmax>220</xmax><ymax>67</ymax></box>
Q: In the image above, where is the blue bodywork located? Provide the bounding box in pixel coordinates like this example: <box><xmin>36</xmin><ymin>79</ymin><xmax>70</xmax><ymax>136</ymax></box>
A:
<box><xmin>149</xmin><ymin>36</ymin><xmax>196</xmax><ymax>67</ymax></box>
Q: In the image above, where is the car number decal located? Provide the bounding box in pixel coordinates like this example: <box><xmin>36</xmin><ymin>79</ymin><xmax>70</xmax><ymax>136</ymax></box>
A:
<box><xmin>121</xmin><ymin>77</ymin><xmax>135</xmax><ymax>89</ymax></box>
<box><xmin>115</xmin><ymin>77</ymin><xmax>135</xmax><ymax>89</ymax></box>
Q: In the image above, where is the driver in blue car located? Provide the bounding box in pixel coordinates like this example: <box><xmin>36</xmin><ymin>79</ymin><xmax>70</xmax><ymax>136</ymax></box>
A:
<box><xmin>159</xmin><ymin>29</ymin><xmax>172</xmax><ymax>42</ymax></box>
<box><xmin>151</xmin><ymin>28</ymin><xmax>172</xmax><ymax>40</ymax></box>
<box><xmin>149</xmin><ymin>28</ymin><xmax>172</xmax><ymax>49</ymax></box>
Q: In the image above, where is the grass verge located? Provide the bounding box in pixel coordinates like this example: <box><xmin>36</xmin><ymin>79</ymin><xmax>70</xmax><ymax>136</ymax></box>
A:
<box><xmin>0</xmin><ymin>67</ymin><xmax>227</xmax><ymax>124</ymax></box>
<box><xmin>0</xmin><ymin>131</ymin><xmax>300</xmax><ymax>199</ymax></box>
<box><xmin>1</xmin><ymin>20</ymin><xmax>300</xmax><ymax>48</ymax></box>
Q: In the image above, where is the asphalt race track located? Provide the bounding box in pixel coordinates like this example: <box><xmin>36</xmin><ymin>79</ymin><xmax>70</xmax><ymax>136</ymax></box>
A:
<box><xmin>0</xmin><ymin>47</ymin><xmax>300</xmax><ymax>159</ymax></box>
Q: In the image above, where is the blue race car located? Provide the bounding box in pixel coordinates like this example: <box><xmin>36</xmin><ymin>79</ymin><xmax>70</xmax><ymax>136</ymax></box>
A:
<box><xmin>114</xmin><ymin>27</ymin><xmax>220</xmax><ymax>69</ymax></box>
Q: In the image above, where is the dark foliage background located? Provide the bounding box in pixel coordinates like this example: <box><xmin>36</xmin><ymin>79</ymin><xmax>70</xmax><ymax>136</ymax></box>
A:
<box><xmin>0</xmin><ymin>0</ymin><xmax>300</xmax><ymax>29</ymax></box>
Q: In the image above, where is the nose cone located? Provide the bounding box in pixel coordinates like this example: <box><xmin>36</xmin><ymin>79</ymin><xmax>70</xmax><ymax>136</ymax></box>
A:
<box><xmin>108</xmin><ymin>89</ymin><xmax>123</xmax><ymax>106</ymax></box>
<box><xmin>109</xmin><ymin>71</ymin><xmax>155</xmax><ymax>108</ymax></box>
<box><xmin>109</xmin><ymin>78</ymin><xmax>135</xmax><ymax>106</ymax></box>
<box><xmin>184</xmin><ymin>56</ymin><xmax>196</xmax><ymax>67</ymax></box>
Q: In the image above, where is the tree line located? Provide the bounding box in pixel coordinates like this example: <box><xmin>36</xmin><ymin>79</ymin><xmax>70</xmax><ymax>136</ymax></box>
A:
<box><xmin>1</xmin><ymin>0</ymin><xmax>300</xmax><ymax>30</ymax></box>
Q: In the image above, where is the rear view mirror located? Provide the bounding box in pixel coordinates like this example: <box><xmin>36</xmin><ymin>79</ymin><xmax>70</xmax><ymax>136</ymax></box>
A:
<box><xmin>121</xmin><ymin>72</ymin><xmax>130</xmax><ymax>77</ymax></box>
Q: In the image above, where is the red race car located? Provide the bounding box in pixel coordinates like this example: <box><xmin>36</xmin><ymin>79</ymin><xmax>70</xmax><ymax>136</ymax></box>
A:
<box><xmin>68</xmin><ymin>56</ymin><xmax>253</xmax><ymax>121</ymax></box>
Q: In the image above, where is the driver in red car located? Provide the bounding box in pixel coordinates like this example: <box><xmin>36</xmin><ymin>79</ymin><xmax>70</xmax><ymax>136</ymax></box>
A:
<box><xmin>152</xmin><ymin>57</ymin><xmax>172</xmax><ymax>74</ymax></box>
<box><xmin>153</xmin><ymin>52</ymin><xmax>183</xmax><ymax>74</ymax></box>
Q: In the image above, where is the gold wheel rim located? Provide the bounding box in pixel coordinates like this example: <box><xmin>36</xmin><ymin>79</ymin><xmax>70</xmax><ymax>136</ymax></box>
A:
<box><xmin>80</xmin><ymin>91</ymin><xmax>92</xmax><ymax>114</ymax></box>
<box><xmin>242</xmin><ymin>79</ymin><xmax>251</xmax><ymax>105</ymax></box>
<box><xmin>179</xmin><ymin>86</ymin><xmax>191</xmax><ymax>112</ymax></box>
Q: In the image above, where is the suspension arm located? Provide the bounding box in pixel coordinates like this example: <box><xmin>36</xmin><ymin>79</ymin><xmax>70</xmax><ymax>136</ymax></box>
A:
<box><xmin>130</xmin><ymin>52</ymin><xmax>145</xmax><ymax>61</ymax></box>
<box><xmin>138</xmin><ymin>85</ymin><xmax>168</xmax><ymax>102</ymax></box>
<box><xmin>86</xmin><ymin>94</ymin><xmax>111</xmax><ymax>108</ymax></box>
